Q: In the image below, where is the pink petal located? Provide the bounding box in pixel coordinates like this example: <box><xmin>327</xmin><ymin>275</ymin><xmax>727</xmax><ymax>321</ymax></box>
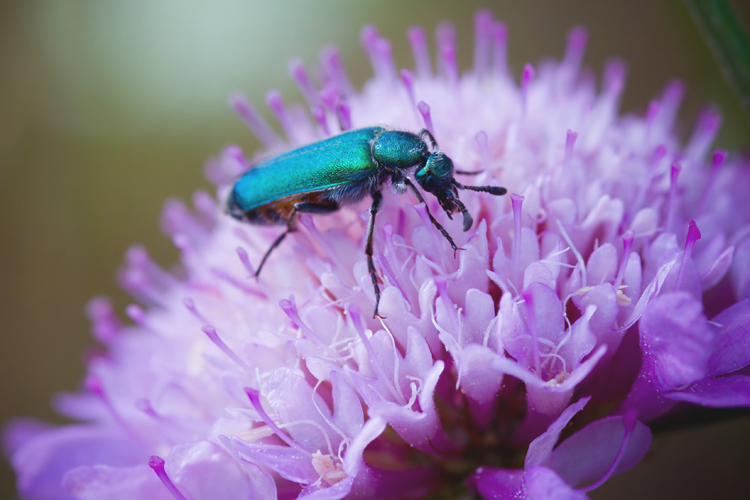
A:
<box><xmin>544</xmin><ymin>416</ymin><xmax>651</xmax><ymax>487</ymax></box>
<box><xmin>667</xmin><ymin>375</ymin><xmax>750</xmax><ymax>407</ymax></box>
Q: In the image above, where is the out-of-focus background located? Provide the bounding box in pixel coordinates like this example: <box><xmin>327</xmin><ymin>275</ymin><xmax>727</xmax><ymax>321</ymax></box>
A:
<box><xmin>1</xmin><ymin>1</ymin><xmax>749</xmax><ymax>498</ymax></box>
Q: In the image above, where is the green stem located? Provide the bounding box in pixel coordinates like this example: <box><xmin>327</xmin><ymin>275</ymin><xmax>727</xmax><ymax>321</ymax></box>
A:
<box><xmin>686</xmin><ymin>0</ymin><xmax>750</xmax><ymax>119</ymax></box>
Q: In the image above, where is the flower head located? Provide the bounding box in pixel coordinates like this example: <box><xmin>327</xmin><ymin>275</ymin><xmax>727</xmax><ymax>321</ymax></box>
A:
<box><xmin>5</xmin><ymin>10</ymin><xmax>750</xmax><ymax>500</ymax></box>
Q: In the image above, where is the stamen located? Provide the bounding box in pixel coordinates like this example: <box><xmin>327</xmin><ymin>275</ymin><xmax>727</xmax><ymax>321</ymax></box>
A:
<box><xmin>522</xmin><ymin>291</ymin><xmax>543</xmax><ymax>375</ymax></box>
<box><xmin>563</xmin><ymin>26</ymin><xmax>588</xmax><ymax>78</ymax></box>
<box><xmin>686</xmin><ymin>107</ymin><xmax>722</xmax><ymax>163</ymax></box>
<box><xmin>135</xmin><ymin>398</ymin><xmax>161</xmax><ymax>420</ymax></box>
<box><xmin>521</xmin><ymin>64</ymin><xmax>535</xmax><ymax>116</ymax></box>
<box><xmin>311</xmin><ymin>105</ymin><xmax>330</xmax><ymax>136</ymax></box>
<box><xmin>228</xmin><ymin>92</ymin><xmax>281</xmax><ymax>148</ymax></box>
<box><xmin>511</xmin><ymin>194</ymin><xmax>525</xmax><ymax>264</ymax></box>
<box><xmin>265</xmin><ymin>89</ymin><xmax>294</xmax><ymax>140</ymax></box>
<box><xmin>118</xmin><ymin>247</ymin><xmax>174</xmax><ymax>307</ymax></box>
<box><xmin>674</xmin><ymin>220</ymin><xmax>701</xmax><ymax>292</ymax></box>
<box><xmin>349</xmin><ymin>305</ymin><xmax>406</xmax><ymax>405</ymax></box>
<box><xmin>193</xmin><ymin>190</ymin><xmax>218</xmax><ymax>222</ymax></box>
<box><xmin>201</xmin><ymin>325</ymin><xmax>252</xmax><ymax>372</ymax></box>
<box><xmin>666</xmin><ymin>162</ymin><xmax>681</xmax><ymax>233</ymax></box>
<box><xmin>236</xmin><ymin>247</ymin><xmax>256</xmax><ymax>276</ymax></box>
<box><xmin>125</xmin><ymin>304</ymin><xmax>148</xmax><ymax>329</ymax></box>
<box><xmin>148</xmin><ymin>456</ymin><xmax>188</xmax><ymax>500</ymax></box>
<box><xmin>475</xmin><ymin>131</ymin><xmax>490</xmax><ymax>171</ymax></box>
<box><xmin>658</xmin><ymin>79</ymin><xmax>685</xmax><ymax>132</ymax></box>
<box><xmin>337</xmin><ymin>101</ymin><xmax>352</xmax><ymax>131</ymax></box>
<box><xmin>86</xmin><ymin>297</ymin><xmax>120</xmax><ymax>343</ymax></box>
<box><xmin>699</xmin><ymin>149</ymin><xmax>728</xmax><ymax>211</ymax></box>
<box><xmin>86</xmin><ymin>375</ymin><xmax>134</xmax><ymax>435</ymax></box>
<box><xmin>320</xmin><ymin>45</ymin><xmax>353</xmax><ymax>96</ymax></box>
<box><xmin>578</xmin><ymin>411</ymin><xmax>638</xmax><ymax>493</ymax></box>
<box><xmin>289</xmin><ymin>59</ymin><xmax>319</xmax><ymax>107</ymax></box>
<box><xmin>245</xmin><ymin>388</ymin><xmax>309</xmax><ymax>453</ymax></box>
<box><xmin>211</xmin><ymin>267</ymin><xmax>266</xmax><ymax>297</ymax></box>
<box><xmin>407</xmin><ymin>26</ymin><xmax>432</xmax><ymax>78</ymax></box>
<box><xmin>491</xmin><ymin>21</ymin><xmax>508</xmax><ymax>77</ymax></box>
<box><xmin>374</xmin><ymin>37</ymin><xmax>397</xmax><ymax>83</ymax></box>
<box><xmin>435</xmin><ymin>22</ymin><xmax>456</xmax><ymax>76</ymax></box>
<box><xmin>184</xmin><ymin>297</ymin><xmax>209</xmax><ymax>324</ymax></box>
<box><xmin>360</xmin><ymin>25</ymin><xmax>380</xmax><ymax>74</ymax></box>
<box><xmin>400</xmin><ymin>69</ymin><xmax>419</xmax><ymax>122</ymax></box>
<box><xmin>473</xmin><ymin>9</ymin><xmax>494</xmax><ymax>78</ymax></box>
<box><xmin>614</xmin><ymin>230</ymin><xmax>635</xmax><ymax>290</ymax></box>
<box><xmin>279</xmin><ymin>296</ymin><xmax>337</xmax><ymax>356</ymax></box>
<box><xmin>417</xmin><ymin>101</ymin><xmax>434</xmax><ymax>136</ymax></box>
<box><xmin>603</xmin><ymin>59</ymin><xmax>627</xmax><ymax>98</ymax></box>
<box><xmin>361</xmin><ymin>26</ymin><xmax>396</xmax><ymax>82</ymax></box>
<box><xmin>318</xmin><ymin>83</ymin><xmax>339</xmax><ymax>112</ymax></box>
<box><xmin>440</xmin><ymin>40</ymin><xmax>459</xmax><ymax>86</ymax></box>
<box><xmin>564</xmin><ymin>130</ymin><xmax>578</xmax><ymax>167</ymax></box>
<box><xmin>297</xmin><ymin>215</ymin><xmax>341</xmax><ymax>271</ymax></box>
<box><xmin>651</xmin><ymin>144</ymin><xmax>667</xmax><ymax>167</ymax></box>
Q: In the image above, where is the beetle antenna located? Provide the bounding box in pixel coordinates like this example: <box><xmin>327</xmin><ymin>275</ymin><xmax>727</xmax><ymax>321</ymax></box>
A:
<box><xmin>454</xmin><ymin>181</ymin><xmax>507</xmax><ymax>196</ymax></box>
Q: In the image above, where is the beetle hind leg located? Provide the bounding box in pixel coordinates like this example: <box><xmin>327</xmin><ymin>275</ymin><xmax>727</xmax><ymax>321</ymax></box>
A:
<box><xmin>254</xmin><ymin>200</ymin><xmax>340</xmax><ymax>277</ymax></box>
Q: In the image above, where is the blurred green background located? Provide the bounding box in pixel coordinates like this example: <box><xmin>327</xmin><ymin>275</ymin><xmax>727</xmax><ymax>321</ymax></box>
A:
<box><xmin>1</xmin><ymin>1</ymin><xmax>749</xmax><ymax>498</ymax></box>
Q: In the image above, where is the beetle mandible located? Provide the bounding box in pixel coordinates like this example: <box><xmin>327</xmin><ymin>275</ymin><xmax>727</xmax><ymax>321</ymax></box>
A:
<box><xmin>227</xmin><ymin>126</ymin><xmax>506</xmax><ymax>318</ymax></box>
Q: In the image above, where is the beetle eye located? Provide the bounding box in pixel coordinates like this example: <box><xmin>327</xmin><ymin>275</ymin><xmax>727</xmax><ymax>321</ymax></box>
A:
<box><xmin>424</xmin><ymin>174</ymin><xmax>438</xmax><ymax>192</ymax></box>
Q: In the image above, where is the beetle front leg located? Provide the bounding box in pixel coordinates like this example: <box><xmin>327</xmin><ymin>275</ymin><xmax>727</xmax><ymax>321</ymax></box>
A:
<box><xmin>403</xmin><ymin>178</ymin><xmax>460</xmax><ymax>256</ymax></box>
<box><xmin>366</xmin><ymin>190</ymin><xmax>384</xmax><ymax>318</ymax></box>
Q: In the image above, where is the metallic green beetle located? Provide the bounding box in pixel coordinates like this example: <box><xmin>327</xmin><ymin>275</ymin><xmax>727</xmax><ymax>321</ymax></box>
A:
<box><xmin>228</xmin><ymin>126</ymin><xmax>506</xmax><ymax>317</ymax></box>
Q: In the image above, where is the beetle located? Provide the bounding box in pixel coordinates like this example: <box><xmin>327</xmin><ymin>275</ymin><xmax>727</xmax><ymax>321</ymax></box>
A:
<box><xmin>227</xmin><ymin>126</ymin><xmax>506</xmax><ymax>317</ymax></box>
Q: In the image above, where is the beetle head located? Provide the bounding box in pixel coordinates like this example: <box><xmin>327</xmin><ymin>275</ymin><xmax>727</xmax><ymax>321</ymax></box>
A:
<box><xmin>415</xmin><ymin>152</ymin><xmax>474</xmax><ymax>231</ymax></box>
<box><xmin>415</xmin><ymin>152</ymin><xmax>455</xmax><ymax>196</ymax></box>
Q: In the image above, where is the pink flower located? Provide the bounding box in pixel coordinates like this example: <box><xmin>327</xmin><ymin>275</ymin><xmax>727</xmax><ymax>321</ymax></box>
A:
<box><xmin>5</xmin><ymin>10</ymin><xmax>750</xmax><ymax>500</ymax></box>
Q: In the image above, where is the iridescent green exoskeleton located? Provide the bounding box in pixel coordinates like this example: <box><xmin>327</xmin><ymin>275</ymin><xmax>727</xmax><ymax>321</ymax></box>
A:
<box><xmin>227</xmin><ymin>126</ymin><xmax>506</xmax><ymax>317</ymax></box>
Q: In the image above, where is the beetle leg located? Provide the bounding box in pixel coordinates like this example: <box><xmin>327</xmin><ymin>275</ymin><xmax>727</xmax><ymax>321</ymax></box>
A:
<box><xmin>403</xmin><ymin>178</ymin><xmax>460</xmax><ymax>257</ymax></box>
<box><xmin>255</xmin><ymin>226</ymin><xmax>292</xmax><ymax>278</ymax></box>
<box><xmin>366</xmin><ymin>190</ymin><xmax>384</xmax><ymax>318</ymax></box>
<box><xmin>293</xmin><ymin>201</ymin><xmax>340</xmax><ymax>215</ymax></box>
<box><xmin>418</xmin><ymin>128</ymin><xmax>438</xmax><ymax>150</ymax></box>
<box><xmin>254</xmin><ymin>201</ymin><xmax>340</xmax><ymax>277</ymax></box>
